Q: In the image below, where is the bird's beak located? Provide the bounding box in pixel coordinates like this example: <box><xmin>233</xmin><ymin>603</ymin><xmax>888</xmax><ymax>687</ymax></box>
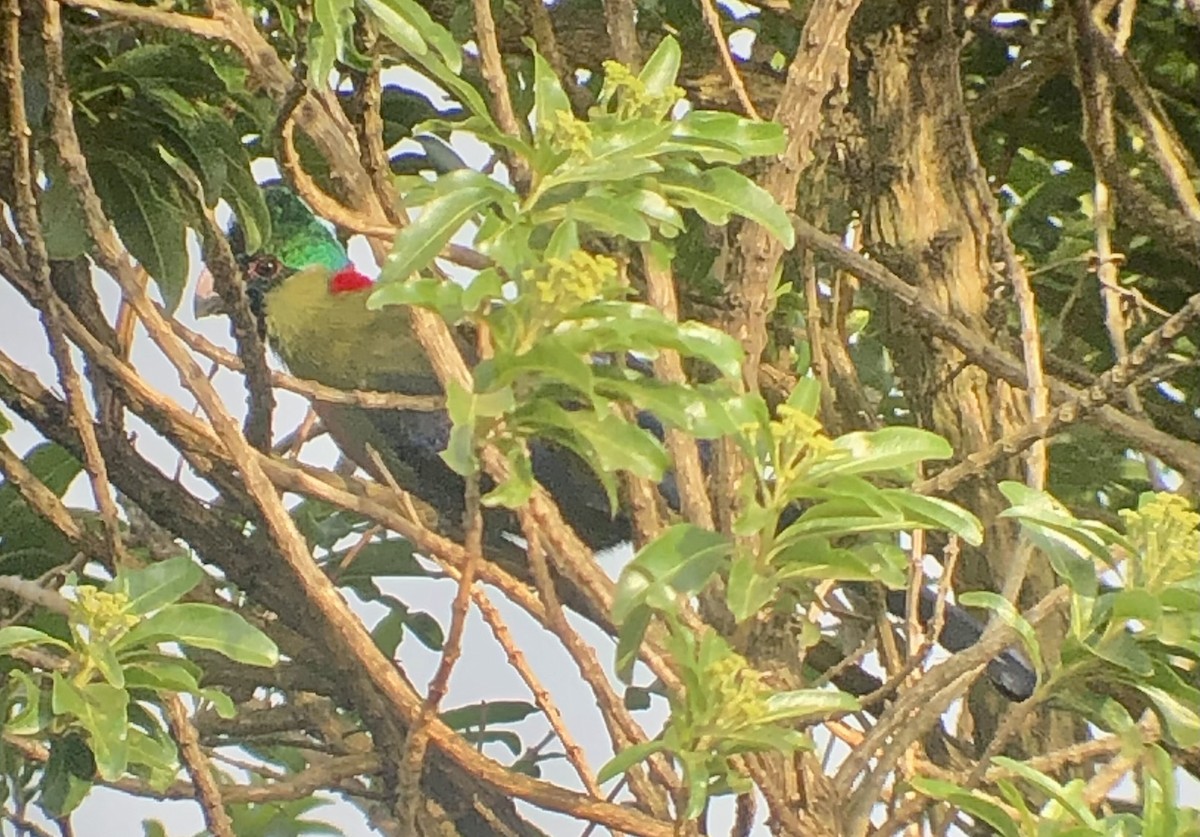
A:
<box><xmin>192</xmin><ymin>267</ymin><xmax>226</xmax><ymax>319</ymax></box>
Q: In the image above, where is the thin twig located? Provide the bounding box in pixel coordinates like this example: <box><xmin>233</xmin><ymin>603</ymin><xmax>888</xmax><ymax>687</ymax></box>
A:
<box><xmin>836</xmin><ymin>587</ymin><xmax>1071</xmax><ymax>836</ymax></box>
<box><xmin>470</xmin><ymin>583</ymin><xmax>608</xmax><ymax>804</ymax></box>
<box><xmin>3</xmin><ymin>0</ymin><xmax>128</xmax><ymax>568</ymax></box>
<box><xmin>174</xmin><ymin>321</ymin><xmax>444</xmax><ymax>410</ymax></box>
<box><xmin>37</xmin><ymin>5</ymin><xmax>669</xmax><ymax>831</ymax></box>
<box><xmin>165</xmin><ymin>695</ymin><xmax>235</xmax><ymax>837</ymax></box>
<box><xmin>791</xmin><ymin>215</ymin><xmax>1200</xmax><ymax>486</ymax></box>
<box><xmin>0</xmin><ymin>435</ymin><xmax>110</xmax><ymax>567</ymax></box>
<box><xmin>4</xmin><ymin>733</ymin><xmax>379</xmax><ymax>805</ymax></box>
<box><xmin>640</xmin><ymin>245</ymin><xmax>715</xmax><ymax>530</ymax></box>
<box><xmin>472</xmin><ymin>0</ymin><xmax>530</xmax><ymax>189</ymax></box>
<box><xmin>519</xmin><ymin>515</ymin><xmax>678</xmax><ymax>814</ymax></box>
<box><xmin>697</xmin><ymin>0</ymin><xmax>759</xmax><ymax>118</ymax></box>
<box><xmin>397</xmin><ymin>472</ymin><xmax>483</xmax><ymax>831</ymax></box>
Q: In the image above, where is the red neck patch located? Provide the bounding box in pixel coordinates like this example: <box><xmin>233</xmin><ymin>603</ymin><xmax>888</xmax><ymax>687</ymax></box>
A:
<box><xmin>328</xmin><ymin>266</ymin><xmax>374</xmax><ymax>294</ymax></box>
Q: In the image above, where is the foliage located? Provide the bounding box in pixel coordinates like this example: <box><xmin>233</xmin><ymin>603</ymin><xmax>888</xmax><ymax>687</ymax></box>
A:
<box><xmin>0</xmin><ymin>555</ymin><xmax>274</xmax><ymax>808</ymax></box>
<box><xmin>1</xmin><ymin>0</ymin><xmax>1198</xmax><ymax>835</ymax></box>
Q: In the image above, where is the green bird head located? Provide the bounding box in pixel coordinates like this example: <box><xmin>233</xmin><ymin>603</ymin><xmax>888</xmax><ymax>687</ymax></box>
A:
<box><xmin>195</xmin><ymin>182</ymin><xmax>372</xmax><ymax>322</ymax></box>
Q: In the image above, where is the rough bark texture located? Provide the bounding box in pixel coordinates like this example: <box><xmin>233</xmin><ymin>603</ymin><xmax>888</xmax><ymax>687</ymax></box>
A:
<box><xmin>845</xmin><ymin>0</ymin><xmax>1075</xmax><ymax>757</ymax></box>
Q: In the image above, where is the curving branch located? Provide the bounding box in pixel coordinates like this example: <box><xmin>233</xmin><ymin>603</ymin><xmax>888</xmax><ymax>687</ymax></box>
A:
<box><xmin>791</xmin><ymin>215</ymin><xmax>1200</xmax><ymax>488</ymax></box>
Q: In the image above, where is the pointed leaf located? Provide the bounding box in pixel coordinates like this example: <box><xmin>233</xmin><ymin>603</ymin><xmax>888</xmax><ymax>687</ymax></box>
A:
<box><xmin>111</xmin><ymin>555</ymin><xmax>202</xmax><ymax>616</ymax></box>
<box><xmin>91</xmin><ymin>154</ymin><xmax>189</xmax><ymax>311</ymax></box>
<box><xmin>959</xmin><ymin>591</ymin><xmax>1044</xmax><ymax>677</ymax></box>
<box><xmin>376</xmin><ymin>171</ymin><xmax>510</xmax><ymax>284</ymax></box>
<box><xmin>638</xmin><ymin>36</ymin><xmax>682</xmax><ymax>100</ymax></box>
<box><xmin>360</xmin><ymin>0</ymin><xmax>461</xmax><ymax>71</ymax></box>
<box><xmin>597</xmin><ymin>738</ymin><xmax>669</xmax><ymax>784</ymax></box>
<box><xmin>117</xmin><ymin>603</ymin><xmax>278</xmax><ymax>666</ymax></box>
<box><xmin>660</xmin><ymin>167</ymin><xmax>794</xmax><ymax>247</ymax></box>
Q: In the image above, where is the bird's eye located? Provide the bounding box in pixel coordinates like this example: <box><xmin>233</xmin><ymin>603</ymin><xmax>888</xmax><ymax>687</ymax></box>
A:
<box><xmin>251</xmin><ymin>256</ymin><xmax>280</xmax><ymax>279</ymax></box>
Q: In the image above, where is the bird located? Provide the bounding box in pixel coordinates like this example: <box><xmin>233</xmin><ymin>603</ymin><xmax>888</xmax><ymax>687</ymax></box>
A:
<box><xmin>196</xmin><ymin>183</ymin><xmax>1038</xmax><ymax>701</ymax></box>
<box><xmin>196</xmin><ymin>183</ymin><xmax>628</xmax><ymax>550</ymax></box>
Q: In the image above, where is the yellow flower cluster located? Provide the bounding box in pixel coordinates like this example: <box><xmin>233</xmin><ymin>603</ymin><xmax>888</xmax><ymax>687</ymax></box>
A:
<box><xmin>773</xmin><ymin>405</ymin><xmax>827</xmax><ymax>447</ymax></box>
<box><xmin>1120</xmin><ymin>493</ymin><xmax>1199</xmax><ymax>590</ymax></box>
<box><xmin>600</xmin><ymin>60</ymin><xmax>684</xmax><ymax>118</ymax></box>
<box><xmin>528</xmin><ymin>251</ymin><xmax>618</xmax><ymax>309</ymax></box>
<box><xmin>703</xmin><ymin>652</ymin><xmax>769</xmax><ymax>732</ymax></box>
<box><xmin>547</xmin><ymin>110</ymin><xmax>593</xmax><ymax>157</ymax></box>
<box><xmin>72</xmin><ymin>587</ymin><xmax>138</xmax><ymax>638</ymax></box>
<box><xmin>770</xmin><ymin>404</ymin><xmax>833</xmax><ymax>481</ymax></box>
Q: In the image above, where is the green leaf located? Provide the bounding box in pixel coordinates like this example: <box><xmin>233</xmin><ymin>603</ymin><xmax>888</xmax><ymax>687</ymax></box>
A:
<box><xmin>125</xmin><ymin>726</ymin><xmax>178</xmax><ymax>791</ymax></box>
<box><xmin>597</xmin><ymin>738</ymin><xmax>668</xmax><ymax>784</ymax></box>
<box><xmin>89</xmin><ymin>640</ymin><xmax>125</xmax><ymax>689</ymax></box>
<box><xmin>1109</xmin><ymin>589</ymin><xmax>1162</xmax><ymax>623</ymax></box>
<box><xmin>371</xmin><ymin>607</ymin><xmax>405</xmax><ymax>658</ymax></box>
<box><xmin>39</xmin><ymin>733</ymin><xmax>94</xmax><ymax>817</ymax></box>
<box><xmin>102</xmin><ymin>43</ymin><xmax>224</xmax><ymax>98</ymax></box>
<box><xmin>999</xmin><ymin>483</ymin><xmax>1118</xmax><ymax>594</ymax></box>
<box><xmin>638</xmin><ymin>36</ymin><xmax>682</xmax><ymax>100</ymax></box>
<box><xmin>111</xmin><ymin>555</ymin><xmax>202</xmax><ymax>616</ymax></box>
<box><xmin>1089</xmin><ymin>628</ymin><xmax>1154</xmax><ymax>676</ymax></box>
<box><xmin>774</xmin><ymin>538</ymin><xmax>906</xmax><ymax>586</ymax></box>
<box><xmin>0</xmin><ymin>625</ymin><xmax>71</xmax><ymax>654</ymax></box>
<box><xmin>557</xmin><ymin>193</ymin><xmax>652</xmax><ymax>241</ymax></box>
<box><xmin>594</xmin><ymin>378</ymin><xmax>737</xmax><ymax>439</ymax></box>
<box><xmin>312</xmin><ymin>0</ymin><xmax>354</xmax><ymax>85</ymax></box>
<box><xmin>669</xmin><ymin>111</ymin><xmax>787</xmax><ymax>161</ymax></box>
<box><xmin>375</xmin><ymin>170</ymin><xmax>510</xmax><ymax>284</ymax></box>
<box><xmin>682</xmin><ymin>755</ymin><xmax>713</xmax><ymax>819</ymax></box>
<box><xmin>532</xmin><ymin>45</ymin><xmax>570</xmax><ymax>138</ymax></box>
<box><xmin>1138</xmin><ymin>684</ymin><xmax>1200</xmax><ymax>748</ymax></box>
<box><xmin>659</xmin><ymin>167</ymin><xmax>794</xmax><ymax>248</ymax></box>
<box><xmin>481</xmin><ymin>442</ymin><xmax>534</xmax><ymax>509</ymax></box>
<box><xmin>369</xmin><ymin>275</ymin><xmax>466</xmax><ymax>320</ymax></box>
<box><xmin>403</xmin><ymin>609</ymin><xmax>444</xmax><ymax>650</ymax></box>
<box><xmin>614</xmin><ymin>604</ymin><xmax>652</xmax><ymax>682</ymax></box>
<box><xmin>479</xmin><ymin>339</ymin><xmax>595</xmax><ymax>396</ymax></box>
<box><xmin>808</xmin><ymin>428</ymin><xmax>954</xmax><ymax>482</ymax></box>
<box><xmin>624</xmin><ymin>686</ymin><xmax>653</xmax><ymax>711</ymax></box>
<box><xmin>990</xmin><ymin>757</ymin><xmax>1100</xmax><ymax>827</ymax></box>
<box><xmin>613</xmin><ymin>524</ymin><xmax>731</xmax><ymax>624</ymax></box>
<box><xmin>559</xmin><ymin>301</ymin><xmax>744</xmax><ymax>379</ymax></box>
<box><xmin>360</xmin><ymin>0</ymin><xmax>461</xmax><ymax>71</ymax></box>
<box><xmin>959</xmin><ymin>591</ymin><xmax>1044</xmax><ymax>677</ymax></box>
<box><xmin>330</xmin><ymin>539</ymin><xmax>423</xmax><ymax>583</ymax></box>
<box><xmin>41</xmin><ymin>160</ymin><xmax>89</xmax><ymax>259</ymax></box>
<box><xmin>716</xmin><ymin>728</ymin><xmax>812</xmax><ymax>760</ymax></box>
<box><xmin>90</xmin><ymin>153</ymin><xmax>189</xmax><ymax>311</ymax></box>
<box><xmin>558</xmin><ymin>408</ymin><xmax>670</xmax><ymax>482</ymax></box>
<box><xmin>123</xmin><ymin>657</ymin><xmax>202</xmax><ymax>692</ymax></box>
<box><xmin>117</xmin><ymin>603</ymin><xmax>279</xmax><ymax>666</ymax></box>
<box><xmin>51</xmin><ymin>675</ymin><xmax>129</xmax><ymax>780</ymax></box>
<box><xmin>786</xmin><ymin>377</ymin><xmax>822</xmax><ymax>417</ymax></box>
<box><xmin>726</xmin><ymin>554</ymin><xmax>777</xmax><ymax>622</ymax></box>
<box><xmin>214</xmin><ymin>122</ymin><xmax>271</xmax><ymax>252</ymax></box>
<box><xmin>909</xmin><ymin>777</ymin><xmax>1020</xmax><ymax>837</ymax></box>
<box><xmin>441</xmin><ymin>700</ymin><xmax>539</xmax><ymax>730</ymax></box>
<box><xmin>759</xmin><ymin>689</ymin><xmax>859</xmax><ymax>724</ymax></box>
<box><xmin>543</xmin><ymin>156</ymin><xmax>663</xmax><ymax>191</ymax></box>
<box><xmin>879</xmin><ymin>490</ymin><xmax>984</xmax><ymax>546</ymax></box>
<box><xmin>142</xmin><ymin>821</ymin><xmax>168</xmax><ymax>837</ymax></box>
<box><xmin>7</xmin><ymin>670</ymin><xmax>44</xmax><ymax>735</ymax></box>
<box><xmin>0</xmin><ymin>443</ymin><xmax>82</xmax><ymax>556</ymax></box>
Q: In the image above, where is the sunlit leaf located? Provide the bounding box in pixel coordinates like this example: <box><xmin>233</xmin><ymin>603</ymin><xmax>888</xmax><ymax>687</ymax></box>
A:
<box><xmin>117</xmin><ymin>603</ymin><xmax>279</xmax><ymax>666</ymax></box>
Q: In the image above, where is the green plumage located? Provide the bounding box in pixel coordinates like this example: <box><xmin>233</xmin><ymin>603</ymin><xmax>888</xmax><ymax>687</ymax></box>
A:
<box><xmin>261</xmin><ymin>266</ymin><xmax>437</xmax><ymax>394</ymax></box>
<box><xmin>240</xmin><ymin>185</ymin><xmax>437</xmax><ymax>394</ymax></box>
